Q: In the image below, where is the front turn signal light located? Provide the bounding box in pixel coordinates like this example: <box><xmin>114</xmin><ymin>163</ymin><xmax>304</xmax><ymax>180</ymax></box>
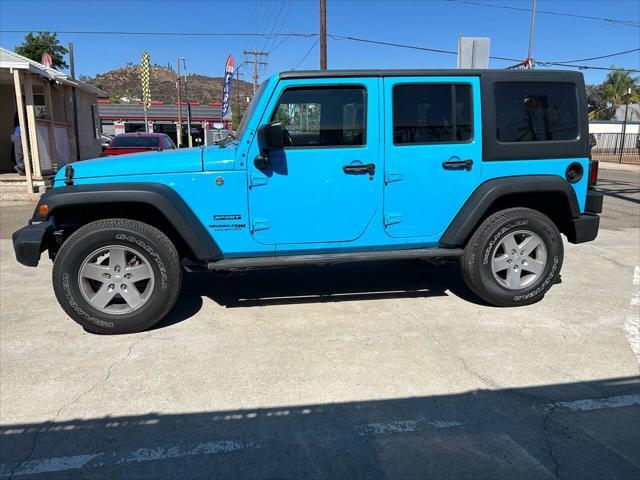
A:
<box><xmin>37</xmin><ymin>204</ymin><xmax>49</xmax><ymax>217</ymax></box>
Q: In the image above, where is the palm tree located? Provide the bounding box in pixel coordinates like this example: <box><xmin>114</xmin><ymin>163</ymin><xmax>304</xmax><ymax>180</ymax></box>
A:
<box><xmin>603</xmin><ymin>67</ymin><xmax>640</xmax><ymax>107</ymax></box>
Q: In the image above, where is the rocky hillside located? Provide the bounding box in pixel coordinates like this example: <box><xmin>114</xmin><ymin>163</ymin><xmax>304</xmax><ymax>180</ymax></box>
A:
<box><xmin>84</xmin><ymin>65</ymin><xmax>254</xmax><ymax>104</ymax></box>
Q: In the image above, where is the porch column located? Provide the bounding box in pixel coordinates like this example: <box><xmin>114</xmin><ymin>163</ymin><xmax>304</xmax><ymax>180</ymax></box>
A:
<box><xmin>44</xmin><ymin>81</ymin><xmax>58</xmax><ymax>171</ymax></box>
<box><xmin>12</xmin><ymin>69</ymin><xmax>34</xmax><ymax>193</ymax></box>
<box><xmin>22</xmin><ymin>73</ymin><xmax>43</xmax><ymax>179</ymax></box>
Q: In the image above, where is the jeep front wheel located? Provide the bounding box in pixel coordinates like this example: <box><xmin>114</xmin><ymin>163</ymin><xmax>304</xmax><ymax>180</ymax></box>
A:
<box><xmin>52</xmin><ymin>219</ymin><xmax>182</xmax><ymax>334</ymax></box>
<box><xmin>460</xmin><ymin>207</ymin><xmax>563</xmax><ymax>307</ymax></box>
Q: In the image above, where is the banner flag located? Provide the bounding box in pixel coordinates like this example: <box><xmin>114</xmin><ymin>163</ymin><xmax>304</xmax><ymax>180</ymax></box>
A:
<box><xmin>221</xmin><ymin>55</ymin><xmax>234</xmax><ymax>120</ymax></box>
<box><xmin>140</xmin><ymin>51</ymin><xmax>151</xmax><ymax>112</ymax></box>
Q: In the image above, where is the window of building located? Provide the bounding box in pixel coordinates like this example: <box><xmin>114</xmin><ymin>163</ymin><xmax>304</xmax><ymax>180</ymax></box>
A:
<box><xmin>271</xmin><ymin>86</ymin><xmax>366</xmax><ymax>147</ymax></box>
<box><xmin>494</xmin><ymin>82</ymin><xmax>579</xmax><ymax>143</ymax></box>
<box><xmin>393</xmin><ymin>84</ymin><xmax>472</xmax><ymax>145</ymax></box>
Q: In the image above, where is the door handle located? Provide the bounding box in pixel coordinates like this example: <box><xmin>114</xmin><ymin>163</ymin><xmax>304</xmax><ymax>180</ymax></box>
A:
<box><xmin>442</xmin><ymin>159</ymin><xmax>473</xmax><ymax>171</ymax></box>
<box><xmin>343</xmin><ymin>163</ymin><xmax>375</xmax><ymax>174</ymax></box>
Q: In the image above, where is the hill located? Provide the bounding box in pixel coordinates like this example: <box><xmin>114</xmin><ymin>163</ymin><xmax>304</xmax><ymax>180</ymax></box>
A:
<box><xmin>83</xmin><ymin>65</ymin><xmax>254</xmax><ymax>104</ymax></box>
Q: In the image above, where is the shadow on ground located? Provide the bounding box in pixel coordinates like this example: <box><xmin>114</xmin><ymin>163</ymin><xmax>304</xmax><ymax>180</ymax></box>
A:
<box><xmin>157</xmin><ymin>260</ymin><xmax>485</xmax><ymax>329</ymax></box>
<box><xmin>1</xmin><ymin>377</ymin><xmax>638</xmax><ymax>479</ymax></box>
<box><xmin>597</xmin><ymin>178</ymin><xmax>640</xmax><ymax>205</ymax></box>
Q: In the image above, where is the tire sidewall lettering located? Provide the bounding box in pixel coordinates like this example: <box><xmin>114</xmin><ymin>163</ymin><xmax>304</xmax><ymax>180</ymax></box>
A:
<box><xmin>115</xmin><ymin>233</ymin><xmax>168</xmax><ymax>291</ymax></box>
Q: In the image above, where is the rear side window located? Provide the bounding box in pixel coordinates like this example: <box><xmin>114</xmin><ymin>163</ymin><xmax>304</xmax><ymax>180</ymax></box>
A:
<box><xmin>495</xmin><ymin>82</ymin><xmax>579</xmax><ymax>143</ymax></box>
<box><xmin>271</xmin><ymin>87</ymin><xmax>366</xmax><ymax>147</ymax></box>
<box><xmin>393</xmin><ymin>84</ymin><xmax>472</xmax><ymax>145</ymax></box>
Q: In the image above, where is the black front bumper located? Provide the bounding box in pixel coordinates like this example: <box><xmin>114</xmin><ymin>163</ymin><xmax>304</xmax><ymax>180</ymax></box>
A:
<box><xmin>566</xmin><ymin>190</ymin><xmax>602</xmax><ymax>244</ymax></box>
<box><xmin>12</xmin><ymin>219</ymin><xmax>53</xmax><ymax>267</ymax></box>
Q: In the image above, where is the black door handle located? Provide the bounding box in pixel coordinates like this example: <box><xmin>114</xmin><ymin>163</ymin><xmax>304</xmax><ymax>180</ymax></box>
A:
<box><xmin>442</xmin><ymin>159</ymin><xmax>473</xmax><ymax>171</ymax></box>
<box><xmin>343</xmin><ymin>163</ymin><xmax>375</xmax><ymax>174</ymax></box>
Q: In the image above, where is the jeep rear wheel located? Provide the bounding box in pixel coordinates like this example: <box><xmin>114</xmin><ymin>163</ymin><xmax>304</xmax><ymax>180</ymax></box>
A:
<box><xmin>52</xmin><ymin>219</ymin><xmax>182</xmax><ymax>334</ymax></box>
<box><xmin>460</xmin><ymin>208</ymin><xmax>563</xmax><ymax>307</ymax></box>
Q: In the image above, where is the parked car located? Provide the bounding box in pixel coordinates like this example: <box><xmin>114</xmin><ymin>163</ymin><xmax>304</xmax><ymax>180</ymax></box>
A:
<box><xmin>100</xmin><ymin>134</ymin><xmax>114</xmax><ymax>151</ymax></box>
<box><xmin>100</xmin><ymin>133</ymin><xmax>176</xmax><ymax>157</ymax></box>
<box><xmin>13</xmin><ymin>69</ymin><xmax>602</xmax><ymax>334</ymax></box>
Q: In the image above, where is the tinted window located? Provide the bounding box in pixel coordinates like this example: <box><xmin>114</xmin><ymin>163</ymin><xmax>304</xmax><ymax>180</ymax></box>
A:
<box><xmin>271</xmin><ymin>87</ymin><xmax>365</xmax><ymax>147</ymax></box>
<box><xmin>495</xmin><ymin>82</ymin><xmax>579</xmax><ymax>142</ymax></box>
<box><xmin>112</xmin><ymin>136</ymin><xmax>160</xmax><ymax>148</ymax></box>
<box><xmin>393</xmin><ymin>84</ymin><xmax>472</xmax><ymax>145</ymax></box>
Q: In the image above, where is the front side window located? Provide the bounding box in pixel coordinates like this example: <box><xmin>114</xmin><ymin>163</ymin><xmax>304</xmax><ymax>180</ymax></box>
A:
<box><xmin>495</xmin><ymin>82</ymin><xmax>579</xmax><ymax>143</ymax></box>
<box><xmin>271</xmin><ymin>87</ymin><xmax>366</xmax><ymax>147</ymax></box>
<box><xmin>393</xmin><ymin>84</ymin><xmax>472</xmax><ymax>145</ymax></box>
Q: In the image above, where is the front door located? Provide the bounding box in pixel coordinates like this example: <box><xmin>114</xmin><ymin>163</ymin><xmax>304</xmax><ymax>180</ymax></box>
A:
<box><xmin>383</xmin><ymin>77</ymin><xmax>482</xmax><ymax>238</ymax></box>
<box><xmin>247</xmin><ymin>78</ymin><xmax>380</xmax><ymax>246</ymax></box>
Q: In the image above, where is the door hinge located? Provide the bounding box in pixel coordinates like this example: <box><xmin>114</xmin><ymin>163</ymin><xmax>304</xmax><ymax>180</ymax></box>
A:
<box><xmin>251</xmin><ymin>218</ymin><xmax>270</xmax><ymax>232</ymax></box>
<box><xmin>384</xmin><ymin>213</ymin><xmax>402</xmax><ymax>226</ymax></box>
<box><xmin>384</xmin><ymin>171</ymin><xmax>403</xmax><ymax>184</ymax></box>
<box><xmin>249</xmin><ymin>175</ymin><xmax>268</xmax><ymax>188</ymax></box>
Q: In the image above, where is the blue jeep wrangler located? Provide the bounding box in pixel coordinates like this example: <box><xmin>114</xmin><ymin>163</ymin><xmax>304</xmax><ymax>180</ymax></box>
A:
<box><xmin>13</xmin><ymin>69</ymin><xmax>603</xmax><ymax>334</ymax></box>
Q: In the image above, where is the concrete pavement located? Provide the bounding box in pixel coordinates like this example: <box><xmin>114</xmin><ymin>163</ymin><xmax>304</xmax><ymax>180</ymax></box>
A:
<box><xmin>0</xmin><ymin>167</ymin><xmax>638</xmax><ymax>479</ymax></box>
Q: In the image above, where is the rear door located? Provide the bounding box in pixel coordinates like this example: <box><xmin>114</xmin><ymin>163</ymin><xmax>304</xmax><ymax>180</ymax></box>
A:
<box><xmin>247</xmin><ymin>78</ymin><xmax>381</xmax><ymax>246</ymax></box>
<box><xmin>383</xmin><ymin>76</ymin><xmax>482</xmax><ymax>238</ymax></box>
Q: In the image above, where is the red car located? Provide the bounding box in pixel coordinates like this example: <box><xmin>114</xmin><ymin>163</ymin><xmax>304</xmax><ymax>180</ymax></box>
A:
<box><xmin>100</xmin><ymin>133</ymin><xmax>177</xmax><ymax>157</ymax></box>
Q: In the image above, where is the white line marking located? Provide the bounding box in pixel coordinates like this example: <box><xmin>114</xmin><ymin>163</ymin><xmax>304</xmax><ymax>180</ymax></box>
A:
<box><xmin>551</xmin><ymin>394</ymin><xmax>640</xmax><ymax>412</ymax></box>
<box><xmin>429</xmin><ymin>419</ymin><xmax>468</xmax><ymax>429</ymax></box>
<box><xmin>116</xmin><ymin>440</ymin><xmax>254</xmax><ymax>464</ymax></box>
<box><xmin>356</xmin><ymin>419</ymin><xmax>419</xmax><ymax>435</ymax></box>
<box><xmin>0</xmin><ymin>440</ymin><xmax>256</xmax><ymax>478</ymax></box>
<box><xmin>355</xmin><ymin>417</ymin><xmax>468</xmax><ymax>435</ymax></box>
<box><xmin>7</xmin><ymin>454</ymin><xmax>100</xmax><ymax>477</ymax></box>
<box><xmin>624</xmin><ymin>266</ymin><xmax>640</xmax><ymax>365</ymax></box>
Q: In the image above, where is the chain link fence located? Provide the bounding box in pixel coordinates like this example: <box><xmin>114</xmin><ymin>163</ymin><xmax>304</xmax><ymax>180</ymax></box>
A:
<box><xmin>591</xmin><ymin>132</ymin><xmax>640</xmax><ymax>165</ymax></box>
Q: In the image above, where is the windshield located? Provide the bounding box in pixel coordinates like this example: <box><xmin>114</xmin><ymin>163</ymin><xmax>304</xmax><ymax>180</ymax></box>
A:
<box><xmin>235</xmin><ymin>80</ymin><xmax>268</xmax><ymax>140</ymax></box>
<box><xmin>111</xmin><ymin>136</ymin><xmax>160</xmax><ymax>148</ymax></box>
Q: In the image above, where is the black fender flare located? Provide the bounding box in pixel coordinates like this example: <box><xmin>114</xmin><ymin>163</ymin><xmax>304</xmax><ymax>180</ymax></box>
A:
<box><xmin>35</xmin><ymin>183</ymin><xmax>221</xmax><ymax>261</ymax></box>
<box><xmin>439</xmin><ymin>175</ymin><xmax>580</xmax><ymax>247</ymax></box>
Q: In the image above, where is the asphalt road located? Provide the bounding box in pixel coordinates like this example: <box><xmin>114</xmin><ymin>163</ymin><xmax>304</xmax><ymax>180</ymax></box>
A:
<box><xmin>0</xmin><ymin>167</ymin><xmax>638</xmax><ymax>479</ymax></box>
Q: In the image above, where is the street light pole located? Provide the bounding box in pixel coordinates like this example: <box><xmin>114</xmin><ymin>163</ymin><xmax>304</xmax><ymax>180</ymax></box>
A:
<box><xmin>181</xmin><ymin>58</ymin><xmax>193</xmax><ymax>148</ymax></box>
<box><xmin>320</xmin><ymin>0</ymin><xmax>327</xmax><ymax>69</ymax></box>
<box><xmin>176</xmin><ymin>58</ymin><xmax>182</xmax><ymax>147</ymax></box>
<box><xmin>526</xmin><ymin>0</ymin><xmax>537</xmax><ymax>68</ymax></box>
<box><xmin>619</xmin><ymin>87</ymin><xmax>631</xmax><ymax>163</ymax></box>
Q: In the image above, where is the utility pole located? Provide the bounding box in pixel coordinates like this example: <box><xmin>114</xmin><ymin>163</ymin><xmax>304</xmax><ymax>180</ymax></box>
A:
<box><xmin>68</xmin><ymin>42</ymin><xmax>81</xmax><ymax>161</ymax></box>
<box><xmin>176</xmin><ymin>58</ymin><xmax>182</xmax><ymax>147</ymax></box>
<box><xmin>181</xmin><ymin>58</ymin><xmax>193</xmax><ymax>148</ymax></box>
<box><xmin>243</xmin><ymin>50</ymin><xmax>268</xmax><ymax>94</ymax></box>
<box><xmin>320</xmin><ymin>0</ymin><xmax>327</xmax><ymax>69</ymax></box>
<box><xmin>526</xmin><ymin>0</ymin><xmax>537</xmax><ymax>69</ymax></box>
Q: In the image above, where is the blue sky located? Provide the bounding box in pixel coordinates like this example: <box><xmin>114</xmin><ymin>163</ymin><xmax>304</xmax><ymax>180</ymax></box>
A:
<box><xmin>0</xmin><ymin>0</ymin><xmax>638</xmax><ymax>86</ymax></box>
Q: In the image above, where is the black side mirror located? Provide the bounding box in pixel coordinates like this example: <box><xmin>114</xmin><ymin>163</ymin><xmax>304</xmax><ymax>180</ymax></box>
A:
<box><xmin>255</xmin><ymin>122</ymin><xmax>285</xmax><ymax>170</ymax></box>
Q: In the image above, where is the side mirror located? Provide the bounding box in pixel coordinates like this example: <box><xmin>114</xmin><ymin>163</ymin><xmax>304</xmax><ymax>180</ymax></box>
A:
<box><xmin>255</xmin><ymin>122</ymin><xmax>284</xmax><ymax>170</ymax></box>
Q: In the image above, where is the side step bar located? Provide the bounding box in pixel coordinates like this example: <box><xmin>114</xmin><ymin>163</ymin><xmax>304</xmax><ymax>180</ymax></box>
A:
<box><xmin>207</xmin><ymin>247</ymin><xmax>464</xmax><ymax>271</ymax></box>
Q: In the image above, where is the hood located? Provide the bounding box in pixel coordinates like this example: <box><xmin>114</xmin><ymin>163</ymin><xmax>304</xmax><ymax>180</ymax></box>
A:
<box><xmin>54</xmin><ymin>148</ymin><xmax>204</xmax><ymax>183</ymax></box>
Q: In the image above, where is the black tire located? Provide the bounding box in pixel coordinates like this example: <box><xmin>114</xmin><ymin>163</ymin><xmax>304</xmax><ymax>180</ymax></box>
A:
<box><xmin>460</xmin><ymin>208</ymin><xmax>563</xmax><ymax>307</ymax></box>
<box><xmin>52</xmin><ymin>218</ymin><xmax>182</xmax><ymax>334</ymax></box>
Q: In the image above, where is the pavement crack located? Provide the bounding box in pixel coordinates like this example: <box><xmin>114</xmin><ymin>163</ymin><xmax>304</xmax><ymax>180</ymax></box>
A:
<box><xmin>542</xmin><ymin>403</ymin><xmax>561</xmax><ymax>479</ymax></box>
<box><xmin>405</xmin><ymin>309</ymin><xmax>498</xmax><ymax>389</ymax></box>
<box><xmin>7</xmin><ymin>332</ymin><xmax>150</xmax><ymax>479</ymax></box>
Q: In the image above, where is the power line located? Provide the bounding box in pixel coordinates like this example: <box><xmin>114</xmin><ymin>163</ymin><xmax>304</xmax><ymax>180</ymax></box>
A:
<box><xmin>445</xmin><ymin>0</ymin><xmax>640</xmax><ymax>28</ymax></box>
<box><xmin>5</xmin><ymin>29</ymin><xmax>638</xmax><ymax>74</ymax></box>
<box><xmin>329</xmin><ymin>33</ymin><xmax>639</xmax><ymax>72</ymax></box>
<box><xmin>552</xmin><ymin>48</ymin><xmax>640</xmax><ymax>64</ymax></box>
<box><xmin>293</xmin><ymin>39</ymin><xmax>319</xmax><ymax>70</ymax></box>
<box><xmin>0</xmin><ymin>29</ymin><xmax>317</xmax><ymax>37</ymax></box>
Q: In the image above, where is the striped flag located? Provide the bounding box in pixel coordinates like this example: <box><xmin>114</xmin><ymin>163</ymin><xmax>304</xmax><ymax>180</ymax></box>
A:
<box><xmin>140</xmin><ymin>51</ymin><xmax>151</xmax><ymax>112</ymax></box>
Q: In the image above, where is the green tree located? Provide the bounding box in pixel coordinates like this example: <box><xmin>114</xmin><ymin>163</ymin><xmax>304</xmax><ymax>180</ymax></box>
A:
<box><xmin>15</xmin><ymin>32</ymin><xmax>68</xmax><ymax>69</ymax></box>
<box><xmin>602</xmin><ymin>67</ymin><xmax>640</xmax><ymax>108</ymax></box>
<box><xmin>586</xmin><ymin>84</ymin><xmax>615</xmax><ymax>120</ymax></box>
